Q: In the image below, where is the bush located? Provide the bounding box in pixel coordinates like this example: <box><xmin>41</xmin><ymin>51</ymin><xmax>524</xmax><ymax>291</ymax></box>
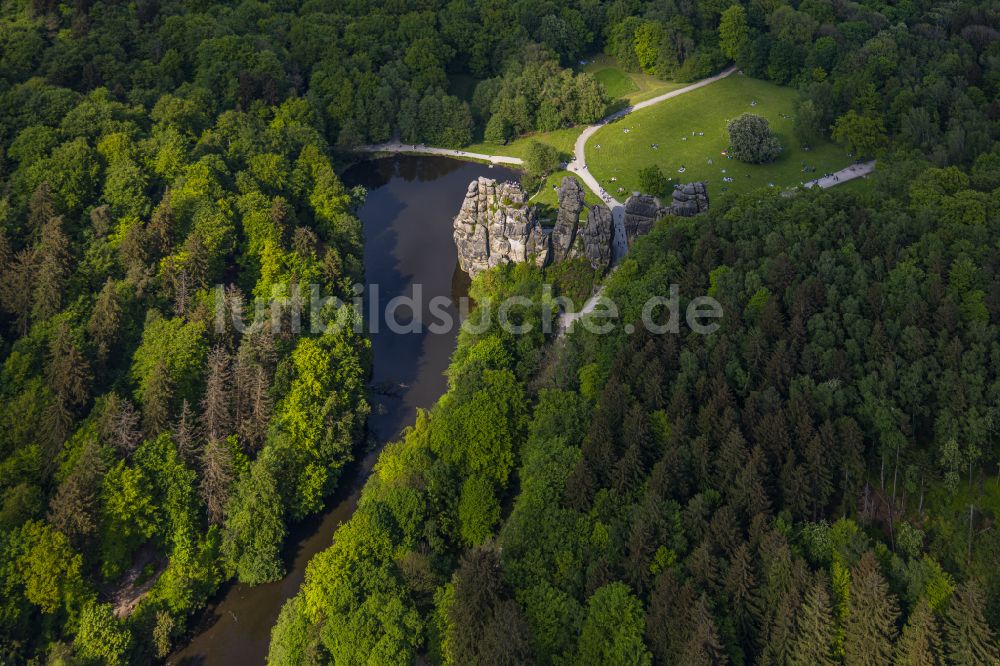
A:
<box><xmin>727</xmin><ymin>112</ymin><xmax>782</xmax><ymax>163</ymax></box>
<box><xmin>637</xmin><ymin>165</ymin><xmax>668</xmax><ymax>198</ymax></box>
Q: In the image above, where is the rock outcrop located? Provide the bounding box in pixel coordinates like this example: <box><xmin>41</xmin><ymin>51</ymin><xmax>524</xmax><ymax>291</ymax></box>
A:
<box><xmin>453</xmin><ymin>177</ymin><xmax>706</xmax><ymax>276</ymax></box>
<box><xmin>623</xmin><ymin>194</ymin><xmax>662</xmax><ymax>247</ymax></box>
<box><xmin>577</xmin><ymin>205</ymin><xmax>613</xmax><ymax>272</ymax></box>
<box><xmin>622</xmin><ymin>182</ymin><xmax>710</xmax><ymax>247</ymax></box>
<box><xmin>669</xmin><ymin>181</ymin><xmax>709</xmax><ymax>217</ymax></box>
<box><xmin>453</xmin><ymin>177</ymin><xmax>550</xmax><ymax>277</ymax></box>
<box><xmin>550</xmin><ymin>177</ymin><xmax>585</xmax><ymax>263</ymax></box>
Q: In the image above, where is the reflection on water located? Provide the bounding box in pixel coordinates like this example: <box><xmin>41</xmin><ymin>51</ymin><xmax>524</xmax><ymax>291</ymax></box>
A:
<box><xmin>168</xmin><ymin>155</ymin><xmax>518</xmax><ymax>665</ymax></box>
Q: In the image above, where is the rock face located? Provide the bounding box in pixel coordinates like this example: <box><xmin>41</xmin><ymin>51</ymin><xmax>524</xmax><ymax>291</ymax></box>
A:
<box><xmin>550</xmin><ymin>177</ymin><xmax>585</xmax><ymax>263</ymax></box>
<box><xmin>453</xmin><ymin>177</ymin><xmax>550</xmax><ymax>277</ymax></box>
<box><xmin>577</xmin><ymin>205</ymin><xmax>613</xmax><ymax>271</ymax></box>
<box><xmin>670</xmin><ymin>181</ymin><xmax>710</xmax><ymax>217</ymax></box>
<box><xmin>452</xmin><ymin>177</ymin><xmax>705</xmax><ymax>276</ymax></box>
<box><xmin>623</xmin><ymin>182</ymin><xmax>710</xmax><ymax>246</ymax></box>
<box><xmin>623</xmin><ymin>194</ymin><xmax>662</xmax><ymax>247</ymax></box>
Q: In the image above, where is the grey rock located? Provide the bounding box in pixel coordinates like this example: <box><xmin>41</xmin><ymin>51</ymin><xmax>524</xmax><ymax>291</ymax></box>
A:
<box><xmin>623</xmin><ymin>193</ymin><xmax>662</xmax><ymax>247</ymax></box>
<box><xmin>550</xmin><ymin>176</ymin><xmax>585</xmax><ymax>263</ymax></box>
<box><xmin>669</xmin><ymin>181</ymin><xmax>709</xmax><ymax>217</ymax></box>
<box><xmin>623</xmin><ymin>182</ymin><xmax>711</xmax><ymax>247</ymax></box>
<box><xmin>578</xmin><ymin>205</ymin><xmax>613</xmax><ymax>271</ymax></box>
<box><xmin>453</xmin><ymin>177</ymin><xmax>550</xmax><ymax>277</ymax></box>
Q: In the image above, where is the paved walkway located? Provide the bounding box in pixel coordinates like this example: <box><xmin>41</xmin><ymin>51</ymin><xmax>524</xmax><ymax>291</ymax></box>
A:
<box><xmin>557</xmin><ymin>286</ymin><xmax>607</xmax><ymax>336</ymax></box>
<box><xmin>803</xmin><ymin>161</ymin><xmax>876</xmax><ymax>188</ymax></box>
<box><xmin>357</xmin><ymin>141</ymin><xmax>523</xmax><ymax>166</ymax></box>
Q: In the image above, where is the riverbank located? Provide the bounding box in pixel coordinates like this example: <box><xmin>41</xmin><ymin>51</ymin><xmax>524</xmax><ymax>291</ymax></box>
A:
<box><xmin>168</xmin><ymin>156</ymin><xmax>517</xmax><ymax>664</ymax></box>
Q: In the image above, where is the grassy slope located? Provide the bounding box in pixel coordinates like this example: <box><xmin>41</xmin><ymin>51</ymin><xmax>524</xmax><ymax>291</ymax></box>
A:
<box><xmin>458</xmin><ymin>55</ymin><xmax>683</xmax><ymax>161</ymax></box>
<box><xmin>581</xmin><ymin>54</ymin><xmax>684</xmax><ymax>104</ymax></box>
<box><xmin>587</xmin><ymin>74</ymin><xmax>853</xmax><ymax>201</ymax></box>
<box><xmin>462</xmin><ymin>126</ymin><xmax>582</xmax><ymax>161</ymax></box>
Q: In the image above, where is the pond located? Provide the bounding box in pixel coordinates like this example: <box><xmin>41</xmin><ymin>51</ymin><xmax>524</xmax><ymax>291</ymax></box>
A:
<box><xmin>168</xmin><ymin>156</ymin><xmax>518</xmax><ymax>664</ymax></box>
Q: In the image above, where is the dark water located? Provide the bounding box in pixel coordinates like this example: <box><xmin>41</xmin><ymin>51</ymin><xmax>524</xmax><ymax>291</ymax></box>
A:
<box><xmin>168</xmin><ymin>156</ymin><xmax>517</xmax><ymax>665</ymax></box>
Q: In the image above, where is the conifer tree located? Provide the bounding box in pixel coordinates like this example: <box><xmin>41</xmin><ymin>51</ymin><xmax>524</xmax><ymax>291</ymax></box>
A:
<box><xmin>0</xmin><ymin>228</ymin><xmax>10</xmax><ymax>270</ymax></box>
<box><xmin>146</xmin><ymin>190</ymin><xmax>174</xmax><ymax>258</ymax></box>
<box><xmin>239</xmin><ymin>365</ymin><xmax>272</xmax><ymax>452</ymax></box>
<box><xmin>680</xmin><ymin>594</ymin><xmax>728</xmax><ymax>666</ymax></box>
<box><xmin>943</xmin><ymin>581</ymin><xmax>999</xmax><ymax>666</ymax></box>
<box><xmin>119</xmin><ymin>221</ymin><xmax>151</xmax><ymax>292</ymax></box>
<box><xmin>87</xmin><ymin>278</ymin><xmax>122</xmax><ymax>366</ymax></box>
<box><xmin>789</xmin><ymin>572</ymin><xmax>838</xmax><ymax>666</ymax></box>
<box><xmin>33</xmin><ymin>216</ymin><xmax>71</xmax><ymax>322</ymax></box>
<box><xmin>104</xmin><ymin>393</ymin><xmax>143</xmax><ymax>456</ymax></box>
<box><xmin>844</xmin><ymin>552</ymin><xmax>899</xmax><ymax>666</ymax></box>
<box><xmin>48</xmin><ymin>440</ymin><xmax>106</xmax><ymax>547</ymax></box>
<box><xmin>47</xmin><ymin>322</ymin><xmax>92</xmax><ymax>413</ymax></box>
<box><xmin>223</xmin><ymin>453</ymin><xmax>286</xmax><ymax>584</ymax></box>
<box><xmin>201</xmin><ymin>437</ymin><xmax>234</xmax><ymax>526</ymax></box>
<box><xmin>646</xmin><ymin>571</ymin><xmax>696</xmax><ymax>665</ymax></box>
<box><xmin>142</xmin><ymin>359</ymin><xmax>174</xmax><ymax>435</ymax></box>
<box><xmin>0</xmin><ymin>248</ymin><xmax>36</xmax><ymax>335</ymax></box>
<box><xmin>895</xmin><ymin>598</ymin><xmax>943</xmax><ymax>666</ymax></box>
<box><xmin>174</xmin><ymin>399</ymin><xmax>198</xmax><ymax>466</ymax></box>
<box><xmin>201</xmin><ymin>346</ymin><xmax>232</xmax><ymax>442</ymax></box>
<box><xmin>27</xmin><ymin>182</ymin><xmax>55</xmax><ymax>234</ymax></box>
<box><xmin>760</xmin><ymin>589</ymin><xmax>800</xmax><ymax>666</ymax></box>
<box><xmin>725</xmin><ymin>541</ymin><xmax>762</xmax><ymax>652</ymax></box>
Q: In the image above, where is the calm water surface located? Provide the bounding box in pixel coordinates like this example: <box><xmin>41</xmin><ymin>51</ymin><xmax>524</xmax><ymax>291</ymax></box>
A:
<box><xmin>169</xmin><ymin>156</ymin><xmax>518</xmax><ymax>664</ymax></box>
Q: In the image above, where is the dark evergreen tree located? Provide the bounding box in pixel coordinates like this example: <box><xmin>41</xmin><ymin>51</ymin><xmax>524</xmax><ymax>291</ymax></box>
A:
<box><xmin>943</xmin><ymin>581</ymin><xmax>999</xmax><ymax>666</ymax></box>
<box><xmin>200</xmin><ymin>437</ymin><xmax>234</xmax><ymax>526</ymax></box>
<box><xmin>895</xmin><ymin>598</ymin><xmax>943</xmax><ymax>666</ymax></box>
<box><xmin>789</xmin><ymin>572</ymin><xmax>838</xmax><ymax>666</ymax></box>
<box><xmin>844</xmin><ymin>552</ymin><xmax>899</xmax><ymax>666</ymax></box>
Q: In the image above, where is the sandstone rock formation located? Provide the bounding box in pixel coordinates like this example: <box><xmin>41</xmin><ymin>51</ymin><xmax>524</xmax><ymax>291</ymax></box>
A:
<box><xmin>453</xmin><ymin>177</ymin><xmax>550</xmax><ymax>277</ymax></box>
<box><xmin>623</xmin><ymin>182</ymin><xmax>710</xmax><ymax>246</ymax></box>
<box><xmin>670</xmin><ymin>181</ymin><xmax>710</xmax><ymax>217</ymax></box>
<box><xmin>550</xmin><ymin>177</ymin><xmax>585</xmax><ymax>263</ymax></box>
<box><xmin>453</xmin><ymin>176</ymin><xmax>706</xmax><ymax>276</ymax></box>
<box><xmin>576</xmin><ymin>205</ymin><xmax>613</xmax><ymax>272</ymax></box>
<box><xmin>623</xmin><ymin>194</ymin><xmax>662</xmax><ymax>247</ymax></box>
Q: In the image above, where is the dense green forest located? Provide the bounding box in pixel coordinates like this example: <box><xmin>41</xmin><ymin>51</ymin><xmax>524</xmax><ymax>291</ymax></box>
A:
<box><xmin>270</xmin><ymin>0</ymin><xmax>1000</xmax><ymax>664</ymax></box>
<box><xmin>0</xmin><ymin>0</ymin><xmax>998</xmax><ymax>663</ymax></box>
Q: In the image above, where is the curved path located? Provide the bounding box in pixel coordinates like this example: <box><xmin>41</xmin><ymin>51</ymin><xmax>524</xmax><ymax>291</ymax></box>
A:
<box><xmin>357</xmin><ymin>140</ymin><xmax>523</xmax><ymax>166</ymax></box>
<box><xmin>566</xmin><ymin>65</ymin><xmax>739</xmax><ymax>211</ymax></box>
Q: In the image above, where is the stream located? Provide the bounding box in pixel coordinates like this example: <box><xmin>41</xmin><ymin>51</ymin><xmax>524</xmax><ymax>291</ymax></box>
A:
<box><xmin>169</xmin><ymin>156</ymin><xmax>518</xmax><ymax>664</ymax></box>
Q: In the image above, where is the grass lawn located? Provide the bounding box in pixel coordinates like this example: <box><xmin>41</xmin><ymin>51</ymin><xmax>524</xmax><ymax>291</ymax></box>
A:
<box><xmin>528</xmin><ymin>171</ymin><xmax>601</xmax><ymax>226</ymax></box>
<box><xmin>587</xmin><ymin>74</ymin><xmax>853</xmax><ymax>202</ymax></box>
<box><xmin>462</xmin><ymin>126</ymin><xmax>582</xmax><ymax>162</ymax></box>
<box><xmin>592</xmin><ymin>67</ymin><xmax>638</xmax><ymax>100</ymax></box>
<box><xmin>581</xmin><ymin>54</ymin><xmax>684</xmax><ymax>104</ymax></box>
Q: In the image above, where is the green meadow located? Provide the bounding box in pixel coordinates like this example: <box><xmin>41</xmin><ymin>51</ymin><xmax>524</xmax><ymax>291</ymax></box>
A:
<box><xmin>581</xmin><ymin>54</ymin><xmax>685</xmax><ymax>104</ymax></box>
<box><xmin>586</xmin><ymin>74</ymin><xmax>853</xmax><ymax>201</ymax></box>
